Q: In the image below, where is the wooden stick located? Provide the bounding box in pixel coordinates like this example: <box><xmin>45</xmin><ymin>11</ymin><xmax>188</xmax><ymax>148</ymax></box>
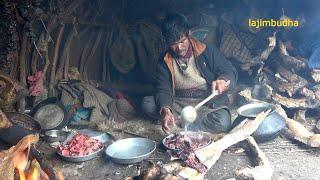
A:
<box><xmin>236</xmin><ymin>136</ymin><xmax>273</xmax><ymax>180</ymax></box>
<box><xmin>56</xmin><ymin>26</ymin><xmax>75</xmax><ymax>81</ymax></box>
<box><xmin>101</xmin><ymin>31</ymin><xmax>109</xmax><ymax>81</ymax></box>
<box><xmin>17</xmin><ymin>31</ymin><xmax>28</xmax><ymax>112</ymax></box>
<box><xmin>79</xmin><ymin>30</ymin><xmax>94</xmax><ymax>81</ymax></box>
<box><xmin>49</xmin><ymin>24</ymin><xmax>65</xmax><ymax>96</ymax></box>
<box><xmin>31</xmin><ymin>34</ymin><xmax>44</xmax><ymax>74</ymax></box>
<box><xmin>83</xmin><ymin>28</ymin><xmax>104</xmax><ymax>81</ymax></box>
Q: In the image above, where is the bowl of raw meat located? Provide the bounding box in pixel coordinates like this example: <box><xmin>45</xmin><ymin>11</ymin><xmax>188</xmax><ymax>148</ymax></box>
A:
<box><xmin>57</xmin><ymin>133</ymin><xmax>104</xmax><ymax>162</ymax></box>
<box><xmin>162</xmin><ymin>131</ymin><xmax>212</xmax><ymax>151</ymax></box>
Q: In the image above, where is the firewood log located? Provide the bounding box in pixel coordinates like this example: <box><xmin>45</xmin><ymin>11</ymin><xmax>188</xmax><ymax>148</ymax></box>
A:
<box><xmin>275</xmin><ymin>105</ymin><xmax>320</xmax><ymax>148</ymax></box>
<box><xmin>236</xmin><ymin>136</ymin><xmax>273</xmax><ymax>180</ymax></box>
<box><xmin>195</xmin><ymin>110</ymin><xmax>270</xmax><ymax>168</ymax></box>
<box><xmin>0</xmin><ymin>134</ymin><xmax>39</xmax><ymax>180</ymax></box>
<box><xmin>279</xmin><ymin>41</ymin><xmax>307</xmax><ymax>73</ymax></box>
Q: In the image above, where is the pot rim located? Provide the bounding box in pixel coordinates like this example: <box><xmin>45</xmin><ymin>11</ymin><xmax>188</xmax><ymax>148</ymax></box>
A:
<box><xmin>237</xmin><ymin>102</ymin><xmax>275</xmax><ymax>118</ymax></box>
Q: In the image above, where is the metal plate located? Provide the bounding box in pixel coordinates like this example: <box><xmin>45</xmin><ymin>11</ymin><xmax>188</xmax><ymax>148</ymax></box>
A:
<box><xmin>105</xmin><ymin>138</ymin><xmax>156</xmax><ymax>164</ymax></box>
<box><xmin>162</xmin><ymin>131</ymin><xmax>212</xmax><ymax>151</ymax></box>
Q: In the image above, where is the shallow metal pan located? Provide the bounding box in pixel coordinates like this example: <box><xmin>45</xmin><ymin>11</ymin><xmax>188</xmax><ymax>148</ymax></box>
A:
<box><xmin>105</xmin><ymin>138</ymin><xmax>156</xmax><ymax>164</ymax></box>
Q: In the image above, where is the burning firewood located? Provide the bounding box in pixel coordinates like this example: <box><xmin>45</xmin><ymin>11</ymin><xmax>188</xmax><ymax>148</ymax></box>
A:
<box><xmin>0</xmin><ymin>134</ymin><xmax>63</xmax><ymax>180</ymax></box>
<box><xmin>0</xmin><ymin>134</ymin><xmax>39</xmax><ymax>180</ymax></box>
<box><xmin>275</xmin><ymin>105</ymin><xmax>320</xmax><ymax>148</ymax></box>
<box><xmin>236</xmin><ymin>136</ymin><xmax>273</xmax><ymax>180</ymax></box>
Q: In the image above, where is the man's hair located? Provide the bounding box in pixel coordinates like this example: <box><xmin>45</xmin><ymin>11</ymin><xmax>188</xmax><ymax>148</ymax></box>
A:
<box><xmin>161</xmin><ymin>13</ymin><xmax>190</xmax><ymax>45</ymax></box>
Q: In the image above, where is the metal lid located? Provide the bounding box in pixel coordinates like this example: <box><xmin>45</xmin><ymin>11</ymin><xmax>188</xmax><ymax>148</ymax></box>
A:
<box><xmin>31</xmin><ymin>97</ymin><xmax>68</xmax><ymax>130</ymax></box>
<box><xmin>34</xmin><ymin>104</ymin><xmax>65</xmax><ymax>130</ymax></box>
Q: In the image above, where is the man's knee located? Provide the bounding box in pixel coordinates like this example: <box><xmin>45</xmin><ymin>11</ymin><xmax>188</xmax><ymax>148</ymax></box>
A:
<box><xmin>207</xmin><ymin>109</ymin><xmax>232</xmax><ymax>132</ymax></box>
<box><xmin>141</xmin><ymin>96</ymin><xmax>158</xmax><ymax>119</ymax></box>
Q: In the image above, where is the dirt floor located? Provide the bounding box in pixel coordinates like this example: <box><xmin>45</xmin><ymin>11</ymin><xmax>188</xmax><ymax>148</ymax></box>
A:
<box><xmin>1</xmin><ymin>112</ymin><xmax>320</xmax><ymax>180</ymax></box>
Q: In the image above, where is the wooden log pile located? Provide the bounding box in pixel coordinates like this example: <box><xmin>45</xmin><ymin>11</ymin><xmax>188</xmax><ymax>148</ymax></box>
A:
<box><xmin>236</xmin><ymin>32</ymin><xmax>320</xmax><ymax>122</ymax></box>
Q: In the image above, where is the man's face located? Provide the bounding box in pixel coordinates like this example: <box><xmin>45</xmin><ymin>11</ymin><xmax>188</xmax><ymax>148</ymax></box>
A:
<box><xmin>170</xmin><ymin>35</ymin><xmax>190</xmax><ymax>57</ymax></box>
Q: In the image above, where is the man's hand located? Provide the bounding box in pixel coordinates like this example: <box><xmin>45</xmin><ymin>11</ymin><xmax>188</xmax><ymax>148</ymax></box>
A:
<box><xmin>212</xmin><ymin>79</ymin><xmax>229</xmax><ymax>94</ymax></box>
<box><xmin>161</xmin><ymin>108</ymin><xmax>175</xmax><ymax>134</ymax></box>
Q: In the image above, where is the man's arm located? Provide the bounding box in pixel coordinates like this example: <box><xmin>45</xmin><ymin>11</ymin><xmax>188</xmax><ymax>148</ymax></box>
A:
<box><xmin>212</xmin><ymin>45</ymin><xmax>238</xmax><ymax>91</ymax></box>
<box><xmin>154</xmin><ymin>60</ymin><xmax>174</xmax><ymax>115</ymax></box>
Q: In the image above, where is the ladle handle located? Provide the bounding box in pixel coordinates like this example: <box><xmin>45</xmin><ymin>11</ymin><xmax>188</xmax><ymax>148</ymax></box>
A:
<box><xmin>194</xmin><ymin>80</ymin><xmax>230</xmax><ymax>110</ymax></box>
<box><xmin>194</xmin><ymin>91</ymin><xmax>218</xmax><ymax>110</ymax></box>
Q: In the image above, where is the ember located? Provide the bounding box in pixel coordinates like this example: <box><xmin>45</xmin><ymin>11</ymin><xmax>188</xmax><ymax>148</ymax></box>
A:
<box><xmin>57</xmin><ymin>133</ymin><xmax>103</xmax><ymax>156</ymax></box>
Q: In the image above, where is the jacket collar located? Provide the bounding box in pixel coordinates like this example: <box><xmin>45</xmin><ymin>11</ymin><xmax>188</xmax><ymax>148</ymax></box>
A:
<box><xmin>163</xmin><ymin>37</ymin><xmax>206</xmax><ymax>64</ymax></box>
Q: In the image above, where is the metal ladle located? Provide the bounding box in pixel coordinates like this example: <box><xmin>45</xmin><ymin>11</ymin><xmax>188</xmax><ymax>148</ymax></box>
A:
<box><xmin>180</xmin><ymin>80</ymin><xmax>230</xmax><ymax>123</ymax></box>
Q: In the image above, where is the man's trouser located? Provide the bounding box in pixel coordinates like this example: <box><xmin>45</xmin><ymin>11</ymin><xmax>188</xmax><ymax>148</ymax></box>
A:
<box><xmin>141</xmin><ymin>96</ymin><xmax>232</xmax><ymax>133</ymax></box>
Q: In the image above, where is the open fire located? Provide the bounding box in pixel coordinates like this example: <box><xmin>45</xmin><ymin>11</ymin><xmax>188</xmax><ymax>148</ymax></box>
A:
<box><xmin>0</xmin><ymin>134</ymin><xmax>64</xmax><ymax>180</ymax></box>
<box><xmin>14</xmin><ymin>150</ymin><xmax>48</xmax><ymax>180</ymax></box>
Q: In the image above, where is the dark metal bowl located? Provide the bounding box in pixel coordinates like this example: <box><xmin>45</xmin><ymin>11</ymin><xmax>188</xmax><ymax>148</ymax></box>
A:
<box><xmin>235</xmin><ymin>102</ymin><xmax>286</xmax><ymax>143</ymax></box>
<box><xmin>0</xmin><ymin>112</ymin><xmax>41</xmax><ymax>145</ymax></box>
<box><xmin>105</xmin><ymin>138</ymin><xmax>156</xmax><ymax>164</ymax></box>
<box><xmin>44</xmin><ymin>130</ymin><xmax>70</xmax><ymax>143</ymax></box>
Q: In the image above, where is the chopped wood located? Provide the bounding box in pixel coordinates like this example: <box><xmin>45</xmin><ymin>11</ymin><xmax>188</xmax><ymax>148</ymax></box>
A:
<box><xmin>236</xmin><ymin>136</ymin><xmax>273</xmax><ymax>180</ymax></box>
<box><xmin>275</xmin><ymin>105</ymin><xmax>320</xmax><ymax>148</ymax></box>
<box><xmin>271</xmin><ymin>93</ymin><xmax>320</xmax><ymax>109</ymax></box>
<box><xmin>247</xmin><ymin>32</ymin><xmax>276</xmax><ymax>66</ymax></box>
<box><xmin>279</xmin><ymin>41</ymin><xmax>307</xmax><ymax>73</ymax></box>
<box><xmin>311</xmin><ymin>70</ymin><xmax>320</xmax><ymax>82</ymax></box>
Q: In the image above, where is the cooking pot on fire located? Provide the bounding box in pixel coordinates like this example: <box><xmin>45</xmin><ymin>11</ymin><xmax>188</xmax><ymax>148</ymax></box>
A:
<box><xmin>233</xmin><ymin>102</ymin><xmax>286</xmax><ymax>143</ymax></box>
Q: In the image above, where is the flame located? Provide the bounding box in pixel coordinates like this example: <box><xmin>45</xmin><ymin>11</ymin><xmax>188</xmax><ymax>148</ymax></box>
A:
<box><xmin>14</xmin><ymin>151</ymin><xmax>29</xmax><ymax>171</ymax></box>
<box><xmin>19</xmin><ymin>169</ymin><xmax>26</xmax><ymax>180</ymax></box>
<box><xmin>25</xmin><ymin>159</ymin><xmax>41</xmax><ymax>180</ymax></box>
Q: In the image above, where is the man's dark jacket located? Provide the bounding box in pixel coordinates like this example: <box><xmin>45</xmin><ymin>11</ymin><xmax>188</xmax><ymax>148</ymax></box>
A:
<box><xmin>155</xmin><ymin>37</ymin><xmax>238</xmax><ymax>112</ymax></box>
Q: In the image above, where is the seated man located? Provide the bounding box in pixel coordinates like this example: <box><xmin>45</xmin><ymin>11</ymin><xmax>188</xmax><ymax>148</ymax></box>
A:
<box><xmin>142</xmin><ymin>13</ymin><xmax>238</xmax><ymax>133</ymax></box>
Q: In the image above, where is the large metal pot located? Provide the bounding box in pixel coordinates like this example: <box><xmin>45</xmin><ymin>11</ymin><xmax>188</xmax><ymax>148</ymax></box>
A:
<box><xmin>0</xmin><ymin>112</ymin><xmax>41</xmax><ymax>145</ymax></box>
<box><xmin>233</xmin><ymin>102</ymin><xmax>286</xmax><ymax>143</ymax></box>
